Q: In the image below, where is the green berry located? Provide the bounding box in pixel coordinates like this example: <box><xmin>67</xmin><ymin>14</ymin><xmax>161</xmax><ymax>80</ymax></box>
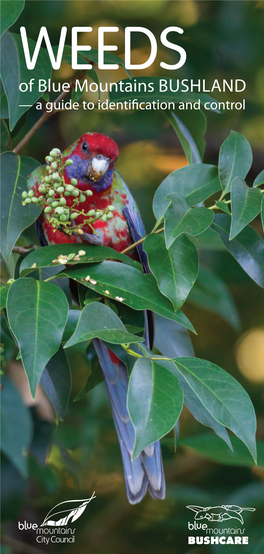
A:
<box><xmin>57</xmin><ymin>187</ymin><xmax>64</xmax><ymax>194</ymax></box>
<box><xmin>70</xmin><ymin>212</ymin><xmax>78</xmax><ymax>220</ymax></box>
<box><xmin>28</xmin><ymin>190</ymin><xmax>34</xmax><ymax>198</ymax></box>
<box><xmin>45</xmin><ymin>176</ymin><xmax>52</xmax><ymax>183</ymax></box>
<box><xmin>107</xmin><ymin>212</ymin><xmax>113</xmax><ymax>219</ymax></box>
<box><xmin>60</xmin><ymin>197</ymin><xmax>66</xmax><ymax>205</ymax></box>
<box><xmin>39</xmin><ymin>185</ymin><xmax>46</xmax><ymax>193</ymax></box>
<box><xmin>45</xmin><ymin>156</ymin><xmax>53</xmax><ymax>163</ymax></box>
<box><xmin>79</xmin><ymin>194</ymin><xmax>86</xmax><ymax>203</ymax></box>
<box><xmin>64</xmin><ymin>191</ymin><xmax>71</xmax><ymax>196</ymax></box>
<box><xmin>38</xmin><ymin>195</ymin><xmax>44</xmax><ymax>201</ymax></box>
<box><xmin>65</xmin><ymin>159</ymin><xmax>73</xmax><ymax>166</ymax></box>
<box><xmin>55</xmin><ymin>207</ymin><xmax>64</xmax><ymax>215</ymax></box>
<box><xmin>108</xmin><ymin>205</ymin><xmax>115</xmax><ymax>212</ymax></box>
<box><xmin>22</xmin><ymin>191</ymin><xmax>28</xmax><ymax>199</ymax></box>
<box><xmin>72</xmin><ymin>189</ymin><xmax>79</xmax><ymax>197</ymax></box>
<box><xmin>71</xmin><ymin>178</ymin><xmax>78</xmax><ymax>186</ymax></box>
<box><xmin>88</xmin><ymin>209</ymin><xmax>95</xmax><ymax>217</ymax></box>
<box><xmin>52</xmin><ymin>173</ymin><xmax>61</xmax><ymax>182</ymax></box>
<box><xmin>25</xmin><ymin>198</ymin><xmax>31</xmax><ymax>204</ymax></box>
<box><xmin>52</xmin><ymin>201</ymin><xmax>59</xmax><ymax>208</ymax></box>
<box><xmin>60</xmin><ymin>214</ymin><xmax>67</xmax><ymax>222</ymax></box>
<box><xmin>86</xmin><ymin>189</ymin><xmax>93</xmax><ymax>196</ymax></box>
<box><xmin>44</xmin><ymin>206</ymin><xmax>52</xmax><ymax>213</ymax></box>
<box><xmin>31</xmin><ymin>197</ymin><xmax>39</xmax><ymax>203</ymax></box>
<box><xmin>47</xmin><ymin>198</ymin><xmax>53</xmax><ymax>204</ymax></box>
<box><xmin>0</xmin><ymin>347</ymin><xmax>3</xmax><ymax>354</ymax></box>
<box><xmin>48</xmin><ymin>189</ymin><xmax>55</xmax><ymax>197</ymax></box>
<box><xmin>64</xmin><ymin>208</ymin><xmax>69</xmax><ymax>215</ymax></box>
<box><xmin>51</xmin><ymin>162</ymin><xmax>57</xmax><ymax>169</ymax></box>
<box><xmin>66</xmin><ymin>185</ymin><xmax>74</xmax><ymax>192</ymax></box>
<box><xmin>50</xmin><ymin>149</ymin><xmax>59</xmax><ymax>158</ymax></box>
<box><xmin>101</xmin><ymin>214</ymin><xmax>108</xmax><ymax>222</ymax></box>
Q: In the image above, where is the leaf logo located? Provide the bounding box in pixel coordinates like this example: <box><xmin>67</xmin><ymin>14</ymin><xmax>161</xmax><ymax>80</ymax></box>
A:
<box><xmin>41</xmin><ymin>492</ymin><xmax>96</xmax><ymax>526</ymax></box>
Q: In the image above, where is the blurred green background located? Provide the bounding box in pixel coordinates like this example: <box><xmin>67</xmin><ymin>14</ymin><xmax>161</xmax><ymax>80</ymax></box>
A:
<box><xmin>1</xmin><ymin>1</ymin><xmax>264</xmax><ymax>553</ymax></box>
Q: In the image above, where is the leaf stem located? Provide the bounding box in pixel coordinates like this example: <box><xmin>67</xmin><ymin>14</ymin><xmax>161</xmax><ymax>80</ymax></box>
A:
<box><xmin>208</xmin><ymin>198</ymin><xmax>231</xmax><ymax>211</ymax></box>
<box><xmin>121</xmin><ymin>345</ymin><xmax>143</xmax><ymax>358</ymax></box>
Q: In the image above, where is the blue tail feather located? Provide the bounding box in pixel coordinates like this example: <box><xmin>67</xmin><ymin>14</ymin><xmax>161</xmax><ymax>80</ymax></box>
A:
<box><xmin>93</xmin><ymin>339</ymin><xmax>166</xmax><ymax>503</ymax></box>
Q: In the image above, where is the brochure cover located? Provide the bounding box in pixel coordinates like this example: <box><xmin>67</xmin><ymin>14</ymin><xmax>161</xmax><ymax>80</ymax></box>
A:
<box><xmin>1</xmin><ymin>1</ymin><xmax>264</xmax><ymax>553</ymax></box>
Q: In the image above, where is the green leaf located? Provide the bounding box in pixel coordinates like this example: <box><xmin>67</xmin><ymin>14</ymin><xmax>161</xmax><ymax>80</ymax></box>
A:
<box><xmin>74</xmin><ymin>355</ymin><xmax>102</xmax><ymax>401</ymax></box>
<box><xmin>215</xmin><ymin>200</ymin><xmax>230</xmax><ymax>214</ymax></box>
<box><xmin>0</xmin><ymin>282</ymin><xmax>10</xmax><ymax>311</ymax></box>
<box><xmin>60</xmin><ymin>261</ymin><xmax>195</xmax><ymax>333</ymax></box>
<box><xmin>62</xmin><ymin>309</ymin><xmax>80</xmax><ymax>343</ymax></box>
<box><xmin>114</xmin><ymin>302</ymin><xmax>145</xmax><ymax>335</ymax></box>
<box><xmin>219</xmin><ymin>131</ymin><xmax>252</xmax><ymax>196</ymax></box>
<box><xmin>154</xmin><ymin>314</ymin><xmax>195</xmax><ymax>359</ymax></box>
<box><xmin>155</xmin><ymin>358</ymin><xmax>232</xmax><ymax>447</ymax></box>
<box><xmin>164</xmin><ymin>193</ymin><xmax>214</xmax><ymax>248</ymax></box>
<box><xmin>6</xmin><ymin>278</ymin><xmax>69</xmax><ymax>396</ymax></box>
<box><xmin>109</xmin><ymin>77</ymin><xmax>219</xmax><ymax>108</ymax></box>
<box><xmin>0</xmin><ymin>118</ymin><xmax>10</xmax><ymax>150</ymax></box>
<box><xmin>0</xmin><ymin>88</ymin><xmax>9</xmax><ymax>118</ymax></box>
<box><xmin>103</xmin><ymin>341</ymin><xmax>136</xmax><ymax>374</ymax></box>
<box><xmin>261</xmin><ymin>197</ymin><xmax>264</xmax><ymax>233</ymax></box>
<box><xmin>0</xmin><ymin>152</ymin><xmax>41</xmax><ymax>261</ymax></box>
<box><xmin>0</xmin><ymin>32</ymin><xmax>51</xmax><ymax>130</ymax></box>
<box><xmin>187</xmin><ymin>266</ymin><xmax>240</xmax><ymax>331</ymax></box>
<box><xmin>153</xmin><ymin>164</ymin><xmax>221</xmax><ymax>220</ymax></box>
<box><xmin>40</xmin><ymin>347</ymin><xmax>71</xmax><ymax>421</ymax></box>
<box><xmin>144</xmin><ymin>233</ymin><xmax>198</xmax><ymax>311</ymax></box>
<box><xmin>189</xmin><ymin>227</ymin><xmax>224</xmax><ymax>250</ymax></box>
<box><xmin>179</xmin><ymin>433</ymin><xmax>264</xmax><ymax>468</ymax></box>
<box><xmin>65</xmin><ymin>302</ymin><xmax>144</xmax><ymax>348</ymax></box>
<box><xmin>253</xmin><ymin>170</ymin><xmax>264</xmax><ymax>188</ymax></box>
<box><xmin>127</xmin><ymin>357</ymin><xmax>183</xmax><ymax>459</ymax></box>
<box><xmin>212</xmin><ymin>214</ymin><xmax>264</xmax><ymax>288</ymax></box>
<box><xmin>165</xmin><ymin>109</ymin><xmax>206</xmax><ymax>164</ymax></box>
<box><xmin>230</xmin><ymin>177</ymin><xmax>262</xmax><ymax>239</ymax></box>
<box><xmin>20</xmin><ymin>243</ymin><xmax>141</xmax><ymax>276</ymax></box>
<box><xmin>0</xmin><ymin>1</ymin><xmax>25</xmax><ymax>37</ymax></box>
<box><xmin>1</xmin><ymin>376</ymin><xmax>32</xmax><ymax>476</ymax></box>
<box><xmin>172</xmin><ymin>357</ymin><xmax>257</xmax><ymax>462</ymax></box>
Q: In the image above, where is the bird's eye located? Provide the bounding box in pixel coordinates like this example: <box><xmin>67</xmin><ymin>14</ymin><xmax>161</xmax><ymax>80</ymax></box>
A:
<box><xmin>97</xmin><ymin>154</ymin><xmax>103</xmax><ymax>160</ymax></box>
<box><xmin>82</xmin><ymin>142</ymin><xmax>88</xmax><ymax>151</ymax></box>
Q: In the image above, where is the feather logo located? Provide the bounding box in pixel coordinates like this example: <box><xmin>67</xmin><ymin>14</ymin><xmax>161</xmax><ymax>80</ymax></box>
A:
<box><xmin>41</xmin><ymin>492</ymin><xmax>96</xmax><ymax>526</ymax></box>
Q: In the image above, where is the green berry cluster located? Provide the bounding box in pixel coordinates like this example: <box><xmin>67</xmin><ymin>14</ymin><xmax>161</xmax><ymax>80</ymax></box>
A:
<box><xmin>21</xmin><ymin>147</ymin><xmax>116</xmax><ymax>235</ymax></box>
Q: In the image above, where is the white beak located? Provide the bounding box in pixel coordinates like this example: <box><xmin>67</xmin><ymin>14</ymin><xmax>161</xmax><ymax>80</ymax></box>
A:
<box><xmin>91</xmin><ymin>157</ymin><xmax>109</xmax><ymax>178</ymax></box>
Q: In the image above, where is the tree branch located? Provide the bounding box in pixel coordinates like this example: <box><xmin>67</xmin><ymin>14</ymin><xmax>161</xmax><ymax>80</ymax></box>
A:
<box><xmin>12</xmin><ymin>245</ymin><xmax>36</xmax><ymax>255</ymax></box>
<box><xmin>121</xmin><ymin>227</ymin><xmax>164</xmax><ymax>255</ymax></box>
<box><xmin>13</xmin><ymin>70</ymin><xmax>87</xmax><ymax>155</ymax></box>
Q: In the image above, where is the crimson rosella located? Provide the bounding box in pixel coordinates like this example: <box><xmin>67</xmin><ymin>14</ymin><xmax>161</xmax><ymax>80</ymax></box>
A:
<box><xmin>28</xmin><ymin>132</ymin><xmax>165</xmax><ymax>504</ymax></box>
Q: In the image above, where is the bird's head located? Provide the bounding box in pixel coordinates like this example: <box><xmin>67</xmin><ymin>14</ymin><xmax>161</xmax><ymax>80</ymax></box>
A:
<box><xmin>63</xmin><ymin>132</ymin><xmax>119</xmax><ymax>190</ymax></box>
